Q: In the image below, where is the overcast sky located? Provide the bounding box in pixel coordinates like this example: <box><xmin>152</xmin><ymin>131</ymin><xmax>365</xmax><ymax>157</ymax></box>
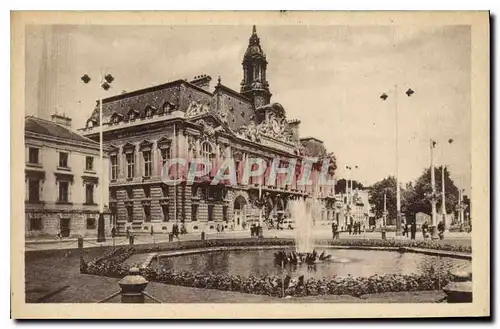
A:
<box><xmin>25</xmin><ymin>24</ymin><xmax>471</xmax><ymax>194</ymax></box>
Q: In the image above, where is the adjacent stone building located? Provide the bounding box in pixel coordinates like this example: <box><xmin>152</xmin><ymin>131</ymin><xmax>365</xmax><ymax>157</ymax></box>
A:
<box><xmin>25</xmin><ymin>114</ymin><xmax>111</xmax><ymax>238</ymax></box>
<box><xmin>80</xmin><ymin>26</ymin><xmax>336</xmax><ymax>234</ymax></box>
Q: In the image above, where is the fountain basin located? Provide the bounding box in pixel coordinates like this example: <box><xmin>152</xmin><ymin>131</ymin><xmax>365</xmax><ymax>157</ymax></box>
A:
<box><xmin>152</xmin><ymin>246</ymin><xmax>471</xmax><ymax>280</ymax></box>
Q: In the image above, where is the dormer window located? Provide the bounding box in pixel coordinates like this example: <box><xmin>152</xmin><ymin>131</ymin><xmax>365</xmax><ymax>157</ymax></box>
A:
<box><xmin>128</xmin><ymin>109</ymin><xmax>139</xmax><ymax>121</ymax></box>
<box><xmin>86</xmin><ymin>119</ymin><xmax>97</xmax><ymax>129</ymax></box>
<box><xmin>110</xmin><ymin>112</ymin><xmax>123</xmax><ymax>125</ymax></box>
<box><xmin>145</xmin><ymin>105</ymin><xmax>155</xmax><ymax>118</ymax></box>
<box><xmin>163</xmin><ymin>102</ymin><xmax>174</xmax><ymax>114</ymax></box>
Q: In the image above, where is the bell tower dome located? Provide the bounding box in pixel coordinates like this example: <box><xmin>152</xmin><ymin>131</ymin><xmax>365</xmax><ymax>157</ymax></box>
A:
<box><xmin>240</xmin><ymin>25</ymin><xmax>272</xmax><ymax>108</ymax></box>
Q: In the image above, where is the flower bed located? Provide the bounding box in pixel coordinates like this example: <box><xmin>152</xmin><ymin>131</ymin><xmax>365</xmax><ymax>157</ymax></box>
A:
<box><xmin>80</xmin><ymin>238</ymin><xmax>470</xmax><ymax>298</ymax></box>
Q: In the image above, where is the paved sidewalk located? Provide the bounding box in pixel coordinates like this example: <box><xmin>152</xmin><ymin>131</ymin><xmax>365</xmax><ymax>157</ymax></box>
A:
<box><xmin>25</xmin><ymin>228</ymin><xmax>471</xmax><ymax>251</ymax></box>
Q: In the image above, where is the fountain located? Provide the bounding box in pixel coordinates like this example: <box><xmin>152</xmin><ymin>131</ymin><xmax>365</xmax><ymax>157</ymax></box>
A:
<box><xmin>274</xmin><ymin>198</ymin><xmax>332</xmax><ymax>266</ymax></box>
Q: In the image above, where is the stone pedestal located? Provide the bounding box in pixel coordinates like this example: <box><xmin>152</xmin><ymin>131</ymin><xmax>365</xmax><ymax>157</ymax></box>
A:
<box><xmin>443</xmin><ymin>270</ymin><xmax>472</xmax><ymax>303</ymax></box>
<box><xmin>119</xmin><ymin>267</ymin><xmax>148</xmax><ymax>303</ymax></box>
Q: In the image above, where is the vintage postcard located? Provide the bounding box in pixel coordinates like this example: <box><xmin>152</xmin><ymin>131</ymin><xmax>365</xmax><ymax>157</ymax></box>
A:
<box><xmin>11</xmin><ymin>11</ymin><xmax>489</xmax><ymax>319</ymax></box>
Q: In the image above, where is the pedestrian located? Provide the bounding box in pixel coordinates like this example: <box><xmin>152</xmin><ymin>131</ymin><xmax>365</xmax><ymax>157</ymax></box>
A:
<box><xmin>331</xmin><ymin>222</ymin><xmax>336</xmax><ymax>239</ymax></box>
<box><xmin>437</xmin><ymin>220</ymin><xmax>445</xmax><ymax>240</ymax></box>
<box><xmin>348</xmin><ymin>223</ymin><xmax>352</xmax><ymax>235</ymax></box>
<box><xmin>422</xmin><ymin>221</ymin><xmax>429</xmax><ymax>239</ymax></box>
<box><xmin>410</xmin><ymin>219</ymin><xmax>416</xmax><ymax>240</ymax></box>
<box><xmin>173</xmin><ymin>223</ymin><xmax>180</xmax><ymax>240</ymax></box>
<box><xmin>111</xmin><ymin>226</ymin><xmax>117</xmax><ymax>238</ymax></box>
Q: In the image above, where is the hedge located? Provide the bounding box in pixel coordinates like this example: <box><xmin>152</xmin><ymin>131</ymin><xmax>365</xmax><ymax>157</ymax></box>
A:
<box><xmin>80</xmin><ymin>238</ymin><xmax>470</xmax><ymax>298</ymax></box>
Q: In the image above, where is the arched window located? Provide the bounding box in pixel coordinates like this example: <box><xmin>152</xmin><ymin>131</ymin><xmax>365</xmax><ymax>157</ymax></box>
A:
<box><xmin>200</xmin><ymin>141</ymin><xmax>215</xmax><ymax>163</ymax></box>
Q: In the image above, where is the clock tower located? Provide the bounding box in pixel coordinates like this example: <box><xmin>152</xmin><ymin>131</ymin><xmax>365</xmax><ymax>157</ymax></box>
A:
<box><xmin>240</xmin><ymin>25</ymin><xmax>272</xmax><ymax>108</ymax></box>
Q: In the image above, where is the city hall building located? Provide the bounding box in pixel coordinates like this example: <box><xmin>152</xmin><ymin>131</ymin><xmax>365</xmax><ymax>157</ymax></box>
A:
<box><xmin>80</xmin><ymin>26</ymin><xmax>336</xmax><ymax>234</ymax></box>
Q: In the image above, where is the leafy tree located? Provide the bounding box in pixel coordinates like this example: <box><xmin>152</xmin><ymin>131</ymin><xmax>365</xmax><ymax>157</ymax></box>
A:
<box><xmin>368</xmin><ymin>176</ymin><xmax>399</xmax><ymax>225</ymax></box>
<box><xmin>405</xmin><ymin>166</ymin><xmax>459</xmax><ymax>217</ymax></box>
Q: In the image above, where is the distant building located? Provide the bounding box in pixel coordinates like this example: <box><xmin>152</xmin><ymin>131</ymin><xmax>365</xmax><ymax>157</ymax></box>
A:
<box><xmin>24</xmin><ymin>114</ymin><xmax>111</xmax><ymax>238</ymax></box>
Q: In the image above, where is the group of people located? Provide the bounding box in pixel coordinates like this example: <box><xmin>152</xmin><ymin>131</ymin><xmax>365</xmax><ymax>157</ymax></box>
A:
<box><xmin>402</xmin><ymin>219</ymin><xmax>446</xmax><ymax>240</ymax></box>
<box><xmin>215</xmin><ymin>223</ymin><xmax>225</xmax><ymax>233</ymax></box>
<box><xmin>347</xmin><ymin>221</ymin><xmax>364</xmax><ymax>235</ymax></box>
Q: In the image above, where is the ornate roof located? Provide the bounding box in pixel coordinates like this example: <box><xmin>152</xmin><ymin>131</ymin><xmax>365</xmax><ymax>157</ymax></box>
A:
<box><xmin>243</xmin><ymin>25</ymin><xmax>266</xmax><ymax>61</ymax></box>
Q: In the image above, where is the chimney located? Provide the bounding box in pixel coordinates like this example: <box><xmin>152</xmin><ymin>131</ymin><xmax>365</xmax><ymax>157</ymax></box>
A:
<box><xmin>287</xmin><ymin>119</ymin><xmax>301</xmax><ymax>141</ymax></box>
<box><xmin>189</xmin><ymin>74</ymin><xmax>212</xmax><ymax>91</ymax></box>
<box><xmin>51</xmin><ymin>113</ymin><xmax>72</xmax><ymax>128</ymax></box>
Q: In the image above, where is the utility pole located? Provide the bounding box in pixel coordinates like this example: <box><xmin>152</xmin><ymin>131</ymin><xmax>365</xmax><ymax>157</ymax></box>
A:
<box><xmin>430</xmin><ymin>139</ymin><xmax>438</xmax><ymax>240</ymax></box>
<box><xmin>441</xmin><ymin>165</ymin><xmax>447</xmax><ymax>227</ymax></box>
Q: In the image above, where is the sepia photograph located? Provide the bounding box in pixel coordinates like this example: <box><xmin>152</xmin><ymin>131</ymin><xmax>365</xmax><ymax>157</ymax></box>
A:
<box><xmin>10</xmin><ymin>11</ymin><xmax>490</xmax><ymax>318</ymax></box>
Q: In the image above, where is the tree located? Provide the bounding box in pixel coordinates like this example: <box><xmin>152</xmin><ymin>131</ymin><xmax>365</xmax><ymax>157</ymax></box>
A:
<box><xmin>335</xmin><ymin>179</ymin><xmax>364</xmax><ymax>194</ymax></box>
<box><xmin>368</xmin><ymin>176</ymin><xmax>398</xmax><ymax>225</ymax></box>
<box><xmin>405</xmin><ymin>166</ymin><xmax>459</xmax><ymax>218</ymax></box>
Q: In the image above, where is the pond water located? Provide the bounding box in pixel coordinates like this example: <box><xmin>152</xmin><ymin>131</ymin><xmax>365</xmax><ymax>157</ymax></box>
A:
<box><xmin>157</xmin><ymin>248</ymin><xmax>471</xmax><ymax>279</ymax></box>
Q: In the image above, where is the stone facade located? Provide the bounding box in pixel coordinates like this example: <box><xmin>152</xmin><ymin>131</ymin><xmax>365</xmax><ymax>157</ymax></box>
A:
<box><xmin>25</xmin><ymin>115</ymin><xmax>111</xmax><ymax>238</ymax></box>
<box><xmin>81</xmin><ymin>26</ymin><xmax>336</xmax><ymax>234</ymax></box>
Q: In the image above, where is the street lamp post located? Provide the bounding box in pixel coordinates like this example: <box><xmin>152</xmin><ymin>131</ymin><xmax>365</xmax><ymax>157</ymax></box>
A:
<box><xmin>440</xmin><ymin>138</ymin><xmax>454</xmax><ymax>231</ymax></box>
<box><xmin>380</xmin><ymin>86</ymin><xmax>414</xmax><ymax>236</ymax></box>
<box><xmin>81</xmin><ymin>72</ymin><xmax>115</xmax><ymax>242</ymax></box>
<box><xmin>430</xmin><ymin>139</ymin><xmax>439</xmax><ymax>240</ymax></box>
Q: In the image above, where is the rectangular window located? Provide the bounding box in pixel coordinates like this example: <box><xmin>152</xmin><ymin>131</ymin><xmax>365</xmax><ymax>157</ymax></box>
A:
<box><xmin>30</xmin><ymin>218</ymin><xmax>42</xmax><ymax>231</ymax></box>
<box><xmin>162</xmin><ymin>185</ymin><xmax>169</xmax><ymax>198</ymax></box>
<box><xmin>110</xmin><ymin>188</ymin><xmax>117</xmax><ymax>199</ymax></box>
<box><xmin>161</xmin><ymin>148</ymin><xmax>170</xmax><ymax>167</ymax></box>
<box><xmin>144</xmin><ymin>206</ymin><xmax>151</xmax><ymax>222</ymax></box>
<box><xmin>58</xmin><ymin>181</ymin><xmax>69</xmax><ymax>202</ymax></box>
<box><xmin>28</xmin><ymin>147</ymin><xmax>39</xmax><ymax>164</ymax></box>
<box><xmin>85</xmin><ymin>184</ymin><xmax>94</xmax><ymax>204</ymax></box>
<box><xmin>191</xmin><ymin>204</ymin><xmax>198</xmax><ymax>221</ymax></box>
<box><xmin>143</xmin><ymin>151</ymin><xmax>152</xmax><ymax>177</ymax></box>
<box><xmin>86</xmin><ymin>218</ymin><xmax>96</xmax><ymax>229</ymax></box>
<box><xmin>162</xmin><ymin>205</ymin><xmax>169</xmax><ymax>222</ymax></box>
<box><xmin>144</xmin><ymin>186</ymin><xmax>151</xmax><ymax>198</ymax></box>
<box><xmin>208</xmin><ymin>205</ymin><xmax>214</xmax><ymax>221</ymax></box>
<box><xmin>126</xmin><ymin>153</ymin><xmax>135</xmax><ymax>179</ymax></box>
<box><xmin>59</xmin><ymin>152</ymin><xmax>69</xmax><ymax>168</ymax></box>
<box><xmin>28</xmin><ymin>179</ymin><xmax>40</xmax><ymax>202</ymax></box>
<box><xmin>127</xmin><ymin>206</ymin><xmax>133</xmax><ymax>222</ymax></box>
<box><xmin>85</xmin><ymin>156</ymin><xmax>94</xmax><ymax>171</ymax></box>
<box><xmin>223</xmin><ymin>205</ymin><xmax>228</xmax><ymax>222</ymax></box>
<box><xmin>126</xmin><ymin>187</ymin><xmax>133</xmax><ymax>199</ymax></box>
<box><xmin>110</xmin><ymin>155</ymin><xmax>118</xmax><ymax>180</ymax></box>
<box><xmin>207</xmin><ymin>187</ymin><xmax>217</xmax><ymax>200</ymax></box>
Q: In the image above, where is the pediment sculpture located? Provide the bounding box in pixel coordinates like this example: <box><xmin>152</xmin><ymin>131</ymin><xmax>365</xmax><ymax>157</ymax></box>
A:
<box><xmin>186</xmin><ymin>100</ymin><xmax>210</xmax><ymax>118</ymax></box>
<box><xmin>195</xmin><ymin>119</ymin><xmax>216</xmax><ymax>137</ymax></box>
<box><xmin>237</xmin><ymin>121</ymin><xmax>260</xmax><ymax>143</ymax></box>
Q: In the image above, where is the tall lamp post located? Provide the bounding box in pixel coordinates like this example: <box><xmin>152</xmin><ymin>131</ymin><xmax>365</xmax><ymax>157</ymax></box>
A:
<box><xmin>380</xmin><ymin>86</ymin><xmax>414</xmax><ymax>236</ymax></box>
<box><xmin>81</xmin><ymin>72</ymin><xmax>115</xmax><ymax>242</ymax></box>
<box><xmin>429</xmin><ymin>139</ymin><xmax>439</xmax><ymax>240</ymax></box>
<box><xmin>440</xmin><ymin>138</ymin><xmax>454</xmax><ymax>230</ymax></box>
<box><xmin>345</xmin><ymin>165</ymin><xmax>357</xmax><ymax>227</ymax></box>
